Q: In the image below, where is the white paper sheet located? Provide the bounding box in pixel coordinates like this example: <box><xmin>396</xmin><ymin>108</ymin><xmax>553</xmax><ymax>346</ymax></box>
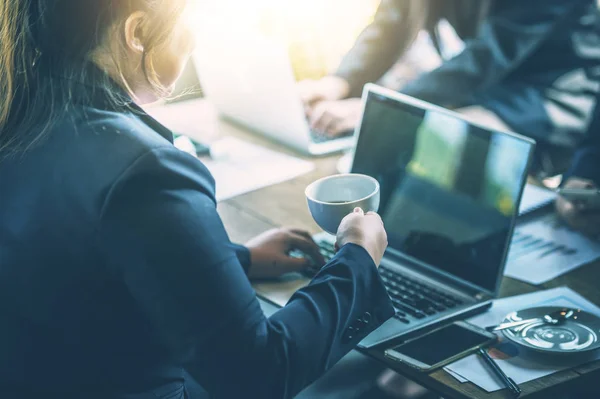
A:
<box><xmin>518</xmin><ymin>184</ymin><xmax>556</xmax><ymax>216</ymax></box>
<box><xmin>445</xmin><ymin>368</ymin><xmax>468</xmax><ymax>383</ymax></box>
<box><xmin>444</xmin><ymin>287</ymin><xmax>600</xmax><ymax>392</ymax></box>
<box><xmin>505</xmin><ymin>213</ymin><xmax>600</xmax><ymax>284</ymax></box>
<box><xmin>198</xmin><ymin>137</ymin><xmax>314</xmax><ymax>201</ymax></box>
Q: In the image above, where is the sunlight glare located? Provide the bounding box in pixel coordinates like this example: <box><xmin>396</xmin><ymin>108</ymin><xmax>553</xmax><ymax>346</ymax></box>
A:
<box><xmin>185</xmin><ymin>0</ymin><xmax>380</xmax><ymax>79</ymax></box>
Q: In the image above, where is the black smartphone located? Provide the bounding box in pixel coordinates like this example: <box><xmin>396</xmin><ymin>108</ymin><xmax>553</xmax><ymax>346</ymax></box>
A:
<box><xmin>384</xmin><ymin>321</ymin><xmax>497</xmax><ymax>372</ymax></box>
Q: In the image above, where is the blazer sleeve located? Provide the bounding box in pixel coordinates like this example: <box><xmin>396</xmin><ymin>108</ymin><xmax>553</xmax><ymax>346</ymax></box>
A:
<box><xmin>335</xmin><ymin>0</ymin><xmax>418</xmax><ymax>98</ymax></box>
<box><xmin>562</xmin><ymin>100</ymin><xmax>600</xmax><ymax>185</ymax></box>
<box><xmin>96</xmin><ymin>147</ymin><xmax>394</xmax><ymax>399</ymax></box>
<box><xmin>400</xmin><ymin>0</ymin><xmax>590</xmax><ymax>107</ymax></box>
<box><xmin>230</xmin><ymin>243</ymin><xmax>252</xmax><ymax>274</ymax></box>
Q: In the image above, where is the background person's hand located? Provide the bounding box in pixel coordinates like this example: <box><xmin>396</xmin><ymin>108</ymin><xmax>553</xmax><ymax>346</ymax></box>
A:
<box><xmin>556</xmin><ymin>177</ymin><xmax>600</xmax><ymax>237</ymax></box>
<box><xmin>307</xmin><ymin>98</ymin><xmax>362</xmax><ymax>136</ymax></box>
<box><xmin>337</xmin><ymin>208</ymin><xmax>388</xmax><ymax>266</ymax></box>
<box><xmin>246</xmin><ymin>228</ymin><xmax>325</xmax><ymax>279</ymax></box>
<box><xmin>297</xmin><ymin>76</ymin><xmax>351</xmax><ymax>107</ymax></box>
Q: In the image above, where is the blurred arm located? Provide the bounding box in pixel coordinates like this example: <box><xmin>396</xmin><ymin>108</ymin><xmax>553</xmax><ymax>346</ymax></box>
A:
<box><xmin>563</xmin><ymin>100</ymin><xmax>600</xmax><ymax>185</ymax></box>
<box><xmin>230</xmin><ymin>243</ymin><xmax>251</xmax><ymax>274</ymax></box>
<box><xmin>335</xmin><ymin>0</ymin><xmax>425</xmax><ymax>98</ymax></box>
<box><xmin>401</xmin><ymin>0</ymin><xmax>589</xmax><ymax>107</ymax></box>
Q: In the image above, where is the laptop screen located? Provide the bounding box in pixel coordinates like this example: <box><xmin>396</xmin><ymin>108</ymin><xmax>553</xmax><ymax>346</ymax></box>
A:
<box><xmin>351</xmin><ymin>90</ymin><xmax>533</xmax><ymax>293</ymax></box>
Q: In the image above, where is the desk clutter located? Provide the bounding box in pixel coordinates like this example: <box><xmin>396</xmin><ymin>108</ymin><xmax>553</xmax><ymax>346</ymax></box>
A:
<box><xmin>443</xmin><ymin>287</ymin><xmax>600</xmax><ymax>393</ymax></box>
<box><xmin>156</xmin><ymin>94</ymin><xmax>599</xmax><ymax>393</ymax></box>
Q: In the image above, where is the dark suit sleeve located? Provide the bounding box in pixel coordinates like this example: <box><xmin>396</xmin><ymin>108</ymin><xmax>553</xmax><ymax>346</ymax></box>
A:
<box><xmin>97</xmin><ymin>147</ymin><xmax>394</xmax><ymax>399</ymax></box>
<box><xmin>401</xmin><ymin>0</ymin><xmax>589</xmax><ymax>107</ymax></box>
<box><xmin>335</xmin><ymin>0</ymin><xmax>417</xmax><ymax>98</ymax></box>
<box><xmin>230</xmin><ymin>243</ymin><xmax>252</xmax><ymax>274</ymax></box>
<box><xmin>563</xmin><ymin>101</ymin><xmax>600</xmax><ymax>185</ymax></box>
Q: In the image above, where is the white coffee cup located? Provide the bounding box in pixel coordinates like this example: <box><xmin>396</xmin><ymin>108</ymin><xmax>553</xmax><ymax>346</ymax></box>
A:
<box><xmin>305</xmin><ymin>174</ymin><xmax>380</xmax><ymax>235</ymax></box>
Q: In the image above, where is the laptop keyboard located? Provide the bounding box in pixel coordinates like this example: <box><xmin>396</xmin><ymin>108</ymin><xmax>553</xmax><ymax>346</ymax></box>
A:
<box><xmin>379</xmin><ymin>266</ymin><xmax>463</xmax><ymax>323</ymax></box>
<box><xmin>310</xmin><ymin>128</ymin><xmax>354</xmax><ymax>143</ymax></box>
<box><xmin>299</xmin><ymin>239</ymin><xmax>464</xmax><ymax>324</ymax></box>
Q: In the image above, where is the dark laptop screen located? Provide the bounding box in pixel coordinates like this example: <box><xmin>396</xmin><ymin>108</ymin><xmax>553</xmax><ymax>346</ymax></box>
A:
<box><xmin>351</xmin><ymin>91</ymin><xmax>533</xmax><ymax>293</ymax></box>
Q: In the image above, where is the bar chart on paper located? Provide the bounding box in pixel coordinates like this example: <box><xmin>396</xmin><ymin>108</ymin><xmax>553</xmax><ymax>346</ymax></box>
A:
<box><xmin>505</xmin><ymin>213</ymin><xmax>600</xmax><ymax>285</ymax></box>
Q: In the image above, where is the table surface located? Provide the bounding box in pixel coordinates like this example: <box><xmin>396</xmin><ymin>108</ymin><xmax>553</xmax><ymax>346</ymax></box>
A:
<box><xmin>149</xmin><ymin>99</ymin><xmax>600</xmax><ymax>399</ymax></box>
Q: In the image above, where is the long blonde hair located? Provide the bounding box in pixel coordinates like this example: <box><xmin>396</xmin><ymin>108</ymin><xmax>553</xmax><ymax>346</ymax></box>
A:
<box><xmin>0</xmin><ymin>0</ymin><xmax>22</xmax><ymax>138</ymax></box>
<box><xmin>0</xmin><ymin>0</ymin><xmax>185</xmax><ymax>155</ymax></box>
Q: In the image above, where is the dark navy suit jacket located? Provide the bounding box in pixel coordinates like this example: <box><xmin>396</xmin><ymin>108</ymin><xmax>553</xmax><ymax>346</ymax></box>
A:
<box><xmin>0</xmin><ymin>73</ymin><xmax>394</xmax><ymax>398</ymax></box>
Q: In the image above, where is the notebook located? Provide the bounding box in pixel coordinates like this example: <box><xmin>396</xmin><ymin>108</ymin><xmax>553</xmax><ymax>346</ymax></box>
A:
<box><xmin>518</xmin><ymin>184</ymin><xmax>556</xmax><ymax>216</ymax></box>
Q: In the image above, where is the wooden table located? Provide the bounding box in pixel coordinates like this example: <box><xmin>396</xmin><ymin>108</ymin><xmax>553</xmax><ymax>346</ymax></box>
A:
<box><xmin>150</xmin><ymin>99</ymin><xmax>600</xmax><ymax>399</ymax></box>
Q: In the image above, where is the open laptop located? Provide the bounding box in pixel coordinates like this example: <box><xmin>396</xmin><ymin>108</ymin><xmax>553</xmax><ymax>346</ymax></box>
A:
<box><xmin>192</xmin><ymin>33</ymin><xmax>354</xmax><ymax>155</ymax></box>
<box><xmin>308</xmin><ymin>84</ymin><xmax>535</xmax><ymax>348</ymax></box>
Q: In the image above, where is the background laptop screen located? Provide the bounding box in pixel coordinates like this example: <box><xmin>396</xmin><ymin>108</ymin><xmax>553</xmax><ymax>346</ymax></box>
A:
<box><xmin>351</xmin><ymin>92</ymin><xmax>532</xmax><ymax>292</ymax></box>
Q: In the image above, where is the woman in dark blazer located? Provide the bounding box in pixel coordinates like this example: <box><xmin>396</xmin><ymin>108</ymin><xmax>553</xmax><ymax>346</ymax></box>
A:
<box><xmin>0</xmin><ymin>1</ymin><xmax>394</xmax><ymax>398</ymax></box>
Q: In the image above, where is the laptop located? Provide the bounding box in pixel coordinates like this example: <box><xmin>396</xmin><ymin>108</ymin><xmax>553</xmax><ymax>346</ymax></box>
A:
<box><xmin>192</xmin><ymin>32</ymin><xmax>354</xmax><ymax>155</ymax></box>
<box><xmin>308</xmin><ymin>84</ymin><xmax>536</xmax><ymax>348</ymax></box>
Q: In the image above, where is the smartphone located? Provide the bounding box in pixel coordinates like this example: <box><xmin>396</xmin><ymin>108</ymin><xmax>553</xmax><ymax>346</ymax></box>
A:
<box><xmin>384</xmin><ymin>321</ymin><xmax>497</xmax><ymax>372</ymax></box>
<box><xmin>556</xmin><ymin>188</ymin><xmax>600</xmax><ymax>209</ymax></box>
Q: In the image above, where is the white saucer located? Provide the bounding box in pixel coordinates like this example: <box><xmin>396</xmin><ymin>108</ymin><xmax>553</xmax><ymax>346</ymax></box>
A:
<box><xmin>501</xmin><ymin>306</ymin><xmax>600</xmax><ymax>355</ymax></box>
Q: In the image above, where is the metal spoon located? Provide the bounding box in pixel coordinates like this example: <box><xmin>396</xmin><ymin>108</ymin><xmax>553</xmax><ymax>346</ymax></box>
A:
<box><xmin>487</xmin><ymin>308</ymin><xmax>577</xmax><ymax>332</ymax></box>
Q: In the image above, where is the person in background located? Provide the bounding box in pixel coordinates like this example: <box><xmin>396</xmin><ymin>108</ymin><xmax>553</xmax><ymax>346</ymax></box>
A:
<box><xmin>298</xmin><ymin>0</ymin><xmax>600</xmax><ymax>236</ymax></box>
<box><xmin>556</xmin><ymin>96</ymin><xmax>600</xmax><ymax>237</ymax></box>
<box><xmin>0</xmin><ymin>0</ymin><xmax>393</xmax><ymax>397</ymax></box>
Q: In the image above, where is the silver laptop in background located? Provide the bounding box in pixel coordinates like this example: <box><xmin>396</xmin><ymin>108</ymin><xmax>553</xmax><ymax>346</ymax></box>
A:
<box><xmin>192</xmin><ymin>31</ymin><xmax>354</xmax><ymax>156</ymax></box>
<box><xmin>309</xmin><ymin>84</ymin><xmax>536</xmax><ymax>348</ymax></box>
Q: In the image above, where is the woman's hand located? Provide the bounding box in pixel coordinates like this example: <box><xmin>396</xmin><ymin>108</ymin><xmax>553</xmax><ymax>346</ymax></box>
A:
<box><xmin>297</xmin><ymin>76</ymin><xmax>350</xmax><ymax>106</ymax></box>
<box><xmin>337</xmin><ymin>208</ymin><xmax>388</xmax><ymax>266</ymax></box>
<box><xmin>556</xmin><ymin>177</ymin><xmax>600</xmax><ymax>237</ymax></box>
<box><xmin>307</xmin><ymin>98</ymin><xmax>363</xmax><ymax>136</ymax></box>
<box><xmin>246</xmin><ymin>228</ymin><xmax>326</xmax><ymax>279</ymax></box>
